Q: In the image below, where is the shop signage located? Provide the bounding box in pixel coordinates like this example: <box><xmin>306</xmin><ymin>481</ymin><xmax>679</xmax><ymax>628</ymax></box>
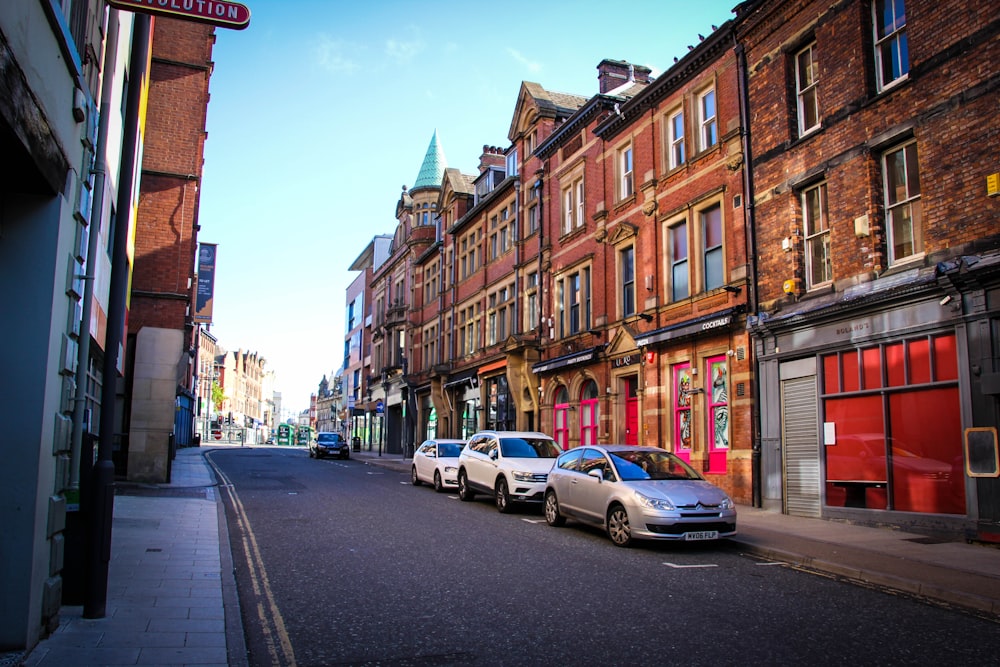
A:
<box><xmin>612</xmin><ymin>355</ymin><xmax>635</xmax><ymax>368</ymax></box>
<box><xmin>635</xmin><ymin>309</ymin><xmax>737</xmax><ymax>348</ymax></box>
<box><xmin>193</xmin><ymin>244</ymin><xmax>216</xmax><ymax>324</ymax></box>
<box><xmin>107</xmin><ymin>0</ymin><xmax>252</xmax><ymax>30</ymax></box>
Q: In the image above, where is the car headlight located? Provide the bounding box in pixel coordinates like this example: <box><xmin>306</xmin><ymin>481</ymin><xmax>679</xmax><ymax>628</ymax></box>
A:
<box><xmin>719</xmin><ymin>497</ymin><xmax>735</xmax><ymax>510</ymax></box>
<box><xmin>444</xmin><ymin>465</ymin><xmax>457</xmax><ymax>474</ymax></box>
<box><xmin>510</xmin><ymin>470</ymin><xmax>536</xmax><ymax>482</ymax></box>
<box><xmin>635</xmin><ymin>491</ymin><xmax>675</xmax><ymax>511</ymax></box>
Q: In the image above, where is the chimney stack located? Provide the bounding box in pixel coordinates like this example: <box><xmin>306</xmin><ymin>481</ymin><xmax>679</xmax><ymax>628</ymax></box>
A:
<box><xmin>597</xmin><ymin>59</ymin><xmax>653</xmax><ymax>94</ymax></box>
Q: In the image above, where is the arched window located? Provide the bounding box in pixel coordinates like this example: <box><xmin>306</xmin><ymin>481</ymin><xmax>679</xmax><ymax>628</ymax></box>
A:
<box><xmin>580</xmin><ymin>380</ymin><xmax>599</xmax><ymax>445</ymax></box>
<box><xmin>553</xmin><ymin>386</ymin><xmax>570</xmax><ymax>450</ymax></box>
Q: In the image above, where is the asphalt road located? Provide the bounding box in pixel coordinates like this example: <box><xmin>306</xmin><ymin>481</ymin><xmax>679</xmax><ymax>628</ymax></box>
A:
<box><xmin>210</xmin><ymin>447</ymin><xmax>1000</xmax><ymax>667</ymax></box>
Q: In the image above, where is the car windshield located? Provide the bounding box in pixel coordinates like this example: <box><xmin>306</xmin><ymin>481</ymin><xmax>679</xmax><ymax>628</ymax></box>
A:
<box><xmin>500</xmin><ymin>437</ymin><xmax>561</xmax><ymax>458</ymax></box>
<box><xmin>438</xmin><ymin>442</ymin><xmax>463</xmax><ymax>457</ymax></box>
<box><xmin>317</xmin><ymin>433</ymin><xmax>341</xmax><ymax>443</ymax></box>
<box><xmin>610</xmin><ymin>450</ymin><xmax>702</xmax><ymax>481</ymax></box>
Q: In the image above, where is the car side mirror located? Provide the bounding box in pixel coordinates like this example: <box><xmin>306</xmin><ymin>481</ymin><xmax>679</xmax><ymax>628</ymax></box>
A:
<box><xmin>489</xmin><ymin>449</ymin><xmax>499</xmax><ymax>461</ymax></box>
<box><xmin>588</xmin><ymin>469</ymin><xmax>605</xmax><ymax>481</ymax></box>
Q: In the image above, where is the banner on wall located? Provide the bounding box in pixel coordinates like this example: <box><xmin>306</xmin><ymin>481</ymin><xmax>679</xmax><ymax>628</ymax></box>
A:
<box><xmin>194</xmin><ymin>243</ymin><xmax>216</xmax><ymax>324</ymax></box>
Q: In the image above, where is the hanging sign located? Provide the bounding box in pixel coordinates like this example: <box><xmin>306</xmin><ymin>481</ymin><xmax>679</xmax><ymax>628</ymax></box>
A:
<box><xmin>107</xmin><ymin>0</ymin><xmax>252</xmax><ymax>30</ymax></box>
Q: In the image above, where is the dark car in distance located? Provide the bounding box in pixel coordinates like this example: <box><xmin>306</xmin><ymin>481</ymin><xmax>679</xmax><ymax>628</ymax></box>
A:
<box><xmin>310</xmin><ymin>432</ymin><xmax>350</xmax><ymax>460</ymax></box>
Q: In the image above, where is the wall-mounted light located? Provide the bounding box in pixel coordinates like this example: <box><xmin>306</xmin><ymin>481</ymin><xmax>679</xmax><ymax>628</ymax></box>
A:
<box><xmin>637</xmin><ymin>313</ymin><xmax>654</xmax><ymax>322</ymax></box>
<box><xmin>722</xmin><ymin>285</ymin><xmax>742</xmax><ymax>294</ymax></box>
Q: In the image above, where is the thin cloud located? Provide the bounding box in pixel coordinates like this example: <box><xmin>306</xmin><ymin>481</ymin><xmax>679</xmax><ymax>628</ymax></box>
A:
<box><xmin>507</xmin><ymin>48</ymin><xmax>542</xmax><ymax>73</ymax></box>
<box><xmin>313</xmin><ymin>35</ymin><xmax>361</xmax><ymax>74</ymax></box>
<box><xmin>385</xmin><ymin>37</ymin><xmax>425</xmax><ymax>62</ymax></box>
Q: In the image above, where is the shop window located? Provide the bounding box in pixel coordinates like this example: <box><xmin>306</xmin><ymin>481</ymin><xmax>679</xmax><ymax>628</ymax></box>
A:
<box><xmin>821</xmin><ymin>333</ymin><xmax>964</xmax><ymax>514</ymax></box>
<box><xmin>706</xmin><ymin>356</ymin><xmax>729</xmax><ymax>474</ymax></box>
<box><xmin>580</xmin><ymin>380</ymin><xmax>599</xmax><ymax>446</ymax></box>
<box><xmin>673</xmin><ymin>364</ymin><xmax>692</xmax><ymax>461</ymax></box>
<box><xmin>553</xmin><ymin>386</ymin><xmax>570</xmax><ymax>450</ymax></box>
<box><xmin>842</xmin><ymin>350</ymin><xmax>860</xmax><ymax>392</ymax></box>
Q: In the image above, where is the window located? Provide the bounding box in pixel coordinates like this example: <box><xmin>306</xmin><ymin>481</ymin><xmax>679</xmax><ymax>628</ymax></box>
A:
<box><xmin>668</xmin><ymin>109</ymin><xmax>685</xmax><ymax>169</ymax></box>
<box><xmin>701</xmin><ymin>204</ymin><xmax>723</xmax><ymax>290</ymax></box>
<box><xmin>580</xmin><ymin>381</ymin><xmax>599</xmax><ymax>446</ymax></box>
<box><xmin>803</xmin><ymin>182</ymin><xmax>832</xmax><ymax>287</ymax></box>
<box><xmin>873</xmin><ymin>0</ymin><xmax>909</xmax><ymax>91</ymax></box>
<box><xmin>422</xmin><ymin>323</ymin><xmax>437</xmax><ymax>368</ymax></box>
<box><xmin>459</xmin><ymin>303</ymin><xmax>479</xmax><ymax>356</ymax></box>
<box><xmin>562</xmin><ymin>175</ymin><xmax>585</xmax><ymax>234</ymax></box>
<box><xmin>621</xmin><ymin>246</ymin><xmax>635</xmax><ymax>317</ymax></box>
<box><xmin>673</xmin><ymin>364</ymin><xmax>693</xmax><ymax>459</ymax></box>
<box><xmin>424</xmin><ymin>260</ymin><xmax>439</xmax><ymax>303</ymax></box>
<box><xmin>619</xmin><ymin>144</ymin><xmax>634</xmax><ymax>199</ymax></box>
<box><xmin>487</xmin><ymin>284</ymin><xmax>514</xmax><ymax>345</ymax></box>
<box><xmin>553</xmin><ymin>386</ymin><xmax>570</xmax><ymax>450</ymax></box>
<box><xmin>883</xmin><ymin>141</ymin><xmax>922</xmax><ymax>263</ymax></box>
<box><xmin>555</xmin><ymin>267</ymin><xmax>591</xmax><ymax>338</ymax></box>
<box><xmin>506</xmin><ymin>147</ymin><xmax>518</xmax><ymax>177</ymax></box>
<box><xmin>706</xmin><ymin>356</ymin><xmax>729</xmax><ymax>473</ymax></box>
<box><xmin>525</xmin><ymin>271</ymin><xmax>539</xmax><ymax>331</ymax></box>
<box><xmin>698</xmin><ymin>87</ymin><xmax>718</xmax><ymax>151</ymax></box>
<box><xmin>670</xmin><ymin>222</ymin><xmax>689</xmax><ymax>301</ymax></box>
<box><xmin>796</xmin><ymin>42</ymin><xmax>819</xmax><ymax>135</ymax></box>
<box><xmin>458</xmin><ymin>229</ymin><xmax>480</xmax><ymax>280</ymax></box>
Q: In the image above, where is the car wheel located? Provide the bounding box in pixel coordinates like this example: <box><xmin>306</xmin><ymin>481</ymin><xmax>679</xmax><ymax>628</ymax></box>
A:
<box><xmin>308</xmin><ymin>449</ymin><xmax>314</xmax><ymax>458</ymax></box>
<box><xmin>433</xmin><ymin>470</ymin><xmax>444</xmax><ymax>493</ymax></box>
<box><xmin>607</xmin><ymin>504</ymin><xmax>633</xmax><ymax>547</ymax></box>
<box><xmin>544</xmin><ymin>490</ymin><xmax>566</xmax><ymax>527</ymax></box>
<box><xmin>342</xmin><ymin>451</ymin><xmax>349</xmax><ymax>460</ymax></box>
<box><xmin>457</xmin><ymin>469</ymin><xmax>475</xmax><ymax>501</ymax></box>
<box><xmin>495</xmin><ymin>477</ymin><xmax>513</xmax><ymax>514</ymax></box>
<box><xmin>411</xmin><ymin>466</ymin><xmax>421</xmax><ymax>486</ymax></box>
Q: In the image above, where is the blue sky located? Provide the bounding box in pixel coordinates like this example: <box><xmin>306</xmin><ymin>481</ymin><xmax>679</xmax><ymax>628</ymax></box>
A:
<box><xmin>198</xmin><ymin>0</ymin><xmax>737</xmax><ymax>416</ymax></box>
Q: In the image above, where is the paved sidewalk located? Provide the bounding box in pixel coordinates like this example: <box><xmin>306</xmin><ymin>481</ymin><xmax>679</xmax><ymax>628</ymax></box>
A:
<box><xmin>22</xmin><ymin>444</ymin><xmax>1000</xmax><ymax>665</ymax></box>
<box><xmin>22</xmin><ymin>446</ymin><xmax>246</xmax><ymax>667</ymax></box>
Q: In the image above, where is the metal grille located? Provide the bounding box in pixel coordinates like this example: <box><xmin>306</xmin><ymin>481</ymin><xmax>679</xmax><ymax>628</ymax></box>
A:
<box><xmin>782</xmin><ymin>376</ymin><xmax>821</xmax><ymax>517</ymax></box>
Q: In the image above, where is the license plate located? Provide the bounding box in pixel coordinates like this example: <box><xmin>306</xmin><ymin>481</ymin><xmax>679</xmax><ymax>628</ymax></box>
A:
<box><xmin>684</xmin><ymin>531</ymin><xmax>719</xmax><ymax>541</ymax></box>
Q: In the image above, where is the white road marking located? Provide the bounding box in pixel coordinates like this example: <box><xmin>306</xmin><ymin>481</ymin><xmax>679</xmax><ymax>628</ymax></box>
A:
<box><xmin>663</xmin><ymin>562</ymin><xmax>718</xmax><ymax>569</ymax></box>
<box><xmin>521</xmin><ymin>518</ymin><xmax>547</xmax><ymax>524</ymax></box>
<box><xmin>755</xmin><ymin>561</ymin><xmax>787</xmax><ymax>566</ymax></box>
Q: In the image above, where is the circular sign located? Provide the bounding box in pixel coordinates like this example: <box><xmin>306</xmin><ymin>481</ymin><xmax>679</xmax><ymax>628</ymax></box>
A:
<box><xmin>213</xmin><ymin>431</ymin><xmax>223</xmax><ymax>440</ymax></box>
<box><xmin>376</xmin><ymin>400</ymin><xmax>385</xmax><ymax>414</ymax></box>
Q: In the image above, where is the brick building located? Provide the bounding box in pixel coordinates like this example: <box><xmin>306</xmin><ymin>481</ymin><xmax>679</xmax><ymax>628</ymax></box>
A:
<box><xmin>125</xmin><ymin>17</ymin><xmax>215</xmax><ymax>481</ymax></box>
<box><xmin>738</xmin><ymin>0</ymin><xmax>1000</xmax><ymax>537</ymax></box>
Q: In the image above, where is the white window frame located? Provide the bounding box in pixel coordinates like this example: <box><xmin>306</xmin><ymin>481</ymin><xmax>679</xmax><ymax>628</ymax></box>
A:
<box><xmin>698</xmin><ymin>87</ymin><xmax>718</xmax><ymax>151</ymax></box>
<box><xmin>667</xmin><ymin>108</ymin><xmax>685</xmax><ymax>170</ymax></box>
<box><xmin>795</xmin><ymin>42</ymin><xmax>820</xmax><ymax>136</ymax></box>
<box><xmin>802</xmin><ymin>182</ymin><xmax>832</xmax><ymax>288</ymax></box>
<box><xmin>873</xmin><ymin>0</ymin><xmax>909</xmax><ymax>92</ymax></box>
<box><xmin>669</xmin><ymin>219</ymin><xmax>689</xmax><ymax>302</ymax></box>
<box><xmin>619</xmin><ymin>144</ymin><xmax>634</xmax><ymax>200</ymax></box>
<box><xmin>883</xmin><ymin>141</ymin><xmax>923</xmax><ymax>264</ymax></box>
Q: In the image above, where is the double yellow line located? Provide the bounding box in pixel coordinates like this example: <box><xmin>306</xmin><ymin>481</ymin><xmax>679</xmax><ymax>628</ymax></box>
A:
<box><xmin>207</xmin><ymin>452</ymin><xmax>297</xmax><ymax>667</ymax></box>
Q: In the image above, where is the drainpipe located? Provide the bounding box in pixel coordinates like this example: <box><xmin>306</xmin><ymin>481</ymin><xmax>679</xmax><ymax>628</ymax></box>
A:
<box><xmin>71</xmin><ymin>9</ymin><xmax>120</xmax><ymax>492</ymax></box>
<box><xmin>85</xmin><ymin>13</ymin><xmax>151</xmax><ymax>619</ymax></box>
<box><xmin>735</xmin><ymin>36</ymin><xmax>763</xmax><ymax>508</ymax></box>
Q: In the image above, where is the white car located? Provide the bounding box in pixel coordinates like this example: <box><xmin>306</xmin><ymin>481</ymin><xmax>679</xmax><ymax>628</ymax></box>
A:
<box><xmin>411</xmin><ymin>439</ymin><xmax>466</xmax><ymax>492</ymax></box>
<box><xmin>457</xmin><ymin>431</ymin><xmax>561</xmax><ymax>513</ymax></box>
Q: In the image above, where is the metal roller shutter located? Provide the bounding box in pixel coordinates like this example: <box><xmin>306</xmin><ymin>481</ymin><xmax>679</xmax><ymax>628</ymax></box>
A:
<box><xmin>782</xmin><ymin>376</ymin><xmax>820</xmax><ymax>517</ymax></box>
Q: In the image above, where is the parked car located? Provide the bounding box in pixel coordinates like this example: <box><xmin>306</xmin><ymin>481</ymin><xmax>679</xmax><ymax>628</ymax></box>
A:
<box><xmin>457</xmin><ymin>431</ymin><xmax>561</xmax><ymax>513</ymax></box>
<box><xmin>310</xmin><ymin>432</ymin><xmax>350</xmax><ymax>460</ymax></box>
<box><xmin>544</xmin><ymin>445</ymin><xmax>736</xmax><ymax>547</ymax></box>
<box><xmin>411</xmin><ymin>438</ymin><xmax>466</xmax><ymax>492</ymax></box>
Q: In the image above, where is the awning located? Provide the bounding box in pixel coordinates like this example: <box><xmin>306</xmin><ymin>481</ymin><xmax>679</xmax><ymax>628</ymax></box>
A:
<box><xmin>635</xmin><ymin>308</ymin><xmax>740</xmax><ymax>348</ymax></box>
<box><xmin>444</xmin><ymin>368</ymin><xmax>479</xmax><ymax>389</ymax></box>
<box><xmin>532</xmin><ymin>347</ymin><xmax>599</xmax><ymax>374</ymax></box>
<box><xmin>478</xmin><ymin>358</ymin><xmax>507</xmax><ymax>375</ymax></box>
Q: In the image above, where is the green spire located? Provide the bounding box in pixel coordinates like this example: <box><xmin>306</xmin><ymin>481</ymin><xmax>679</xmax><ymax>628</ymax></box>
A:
<box><xmin>413</xmin><ymin>130</ymin><xmax>447</xmax><ymax>190</ymax></box>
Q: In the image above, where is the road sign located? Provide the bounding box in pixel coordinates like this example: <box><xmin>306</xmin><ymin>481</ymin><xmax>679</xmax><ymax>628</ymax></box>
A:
<box><xmin>107</xmin><ymin>0</ymin><xmax>252</xmax><ymax>30</ymax></box>
<box><xmin>376</xmin><ymin>400</ymin><xmax>384</xmax><ymax>414</ymax></box>
<box><xmin>213</xmin><ymin>430</ymin><xmax>223</xmax><ymax>440</ymax></box>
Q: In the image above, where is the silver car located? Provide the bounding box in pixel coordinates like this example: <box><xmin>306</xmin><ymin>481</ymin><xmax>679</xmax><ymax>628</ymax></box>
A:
<box><xmin>544</xmin><ymin>445</ymin><xmax>736</xmax><ymax>547</ymax></box>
